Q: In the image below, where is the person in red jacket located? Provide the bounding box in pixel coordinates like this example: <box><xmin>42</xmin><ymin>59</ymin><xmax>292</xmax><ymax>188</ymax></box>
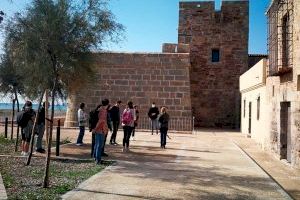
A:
<box><xmin>93</xmin><ymin>99</ymin><xmax>109</xmax><ymax>164</ymax></box>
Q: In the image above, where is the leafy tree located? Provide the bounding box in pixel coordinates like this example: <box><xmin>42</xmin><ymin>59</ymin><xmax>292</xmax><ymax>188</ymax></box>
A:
<box><xmin>3</xmin><ymin>0</ymin><xmax>124</xmax><ymax>187</ymax></box>
<box><xmin>0</xmin><ymin>41</ymin><xmax>25</xmax><ymax>149</ymax></box>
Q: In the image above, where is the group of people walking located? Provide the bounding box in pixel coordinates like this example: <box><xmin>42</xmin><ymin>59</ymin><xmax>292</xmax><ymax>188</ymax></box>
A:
<box><xmin>76</xmin><ymin>100</ymin><xmax>170</xmax><ymax>164</ymax></box>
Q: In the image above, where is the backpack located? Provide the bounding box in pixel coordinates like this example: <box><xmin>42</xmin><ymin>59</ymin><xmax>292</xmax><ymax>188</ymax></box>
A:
<box><xmin>89</xmin><ymin>109</ymin><xmax>99</xmax><ymax>131</ymax></box>
<box><xmin>17</xmin><ymin>111</ymin><xmax>28</xmax><ymax>128</ymax></box>
<box><xmin>122</xmin><ymin>109</ymin><xmax>133</xmax><ymax>125</ymax></box>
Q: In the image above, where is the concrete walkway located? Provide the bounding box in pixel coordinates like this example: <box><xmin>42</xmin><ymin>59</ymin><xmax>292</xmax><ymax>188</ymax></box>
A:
<box><xmin>0</xmin><ymin>173</ymin><xmax>7</xmax><ymax>200</ymax></box>
<box><xmin>61</xmin><ymin>130</ymin><xmax>292</xmax><ymax>200</ymax></box>
<box><xmin>230</xmin><ymin>132</ymin><xmax>300</xmax><ymax>199</ymax></box>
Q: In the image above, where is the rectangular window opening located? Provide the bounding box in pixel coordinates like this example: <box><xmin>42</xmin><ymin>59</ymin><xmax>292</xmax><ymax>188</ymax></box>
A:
<box><xmin>257</xmin><ymin>97</ymin><xmax>260</xmax><ymax>120</ymax></box>
<box><xmin>212</xmin><ymin>49</ymin><xmax>220</xmax><ymax>62</ymax></box>
<box><xmin>243</xmin><ymin>99</ymin><xmax>246</xmax><ymax>118</ymax></box>
<box><xmin>297</xmin><ymin>75</ymin><xmax>300</xmax><ymax>91</ymax></box>
<box><xmin>282</xmin><ymin>14</ymin><xmax>289</xmax><ymax>68</ymax></box>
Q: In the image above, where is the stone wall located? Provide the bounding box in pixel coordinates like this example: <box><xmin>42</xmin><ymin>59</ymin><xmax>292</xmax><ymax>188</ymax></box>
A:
<box><xmin>266</xmin><ymin>0</ymin><xmax>300</xmax><ymax>168</ymax></box>
<box><xmin>65</xmin><ymin>52</ymin><xmax>192</xmax><ymax>131</ymax></box>
<box><xmin>178</xmin><ymin>1</ymin><xmax>249</xmax><ymax>128</ymax></box>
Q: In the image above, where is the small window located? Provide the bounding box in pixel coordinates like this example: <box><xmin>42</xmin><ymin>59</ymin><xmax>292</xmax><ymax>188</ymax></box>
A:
<box><xmin>243</xmin><ymin>99</ymin><xmax>246</xmax><ymax>118</ymax></box>
<box><xmin>257</xmin><ymin>96</ymin><xmax>260</xmax><ymax>120</ymax></box>
<box><xmin>212</xmin><ymin>49</ymin><xmax>220</xmax><ymax>62</ymax></box>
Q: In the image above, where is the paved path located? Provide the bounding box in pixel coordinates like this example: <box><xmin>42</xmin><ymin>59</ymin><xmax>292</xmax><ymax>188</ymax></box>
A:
<box><xmin>0</xmin><ymin>173</ymin><xmax>7</xmax><ymax>200</ymax></box>
<box><xmin>230</xmin><ymin>132</ymin><xmax>300</xmax><ymax>199</ymax></box>
<box><xmin>61</xmin><ymin>130</ymin><xmax>291</xmax><ymax>200</ymax></box>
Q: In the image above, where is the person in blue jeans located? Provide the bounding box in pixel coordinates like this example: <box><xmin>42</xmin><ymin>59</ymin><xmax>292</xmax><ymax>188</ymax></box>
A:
<box><xmin>93</xmin><ymin>99</ymin><xmax>109</xmax><ymax>164</ymax></box>
<box><xmin>76</xmin><ymin>103</ymin><xmax>87</xmax><ymax>146</ymax></box>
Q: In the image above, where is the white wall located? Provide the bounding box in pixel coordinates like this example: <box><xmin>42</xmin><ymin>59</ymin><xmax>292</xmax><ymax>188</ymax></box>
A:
<box><xmin>240</xmin><ymin>59</ymin><xmax>270</xmax><ymax>149</ymax></box>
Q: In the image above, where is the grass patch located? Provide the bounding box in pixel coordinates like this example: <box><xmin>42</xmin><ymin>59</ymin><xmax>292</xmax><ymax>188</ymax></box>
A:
<box><xmin>0</xmin><ymin>157</ymin><xmax>110</xmax><ymax>200</ymax></box>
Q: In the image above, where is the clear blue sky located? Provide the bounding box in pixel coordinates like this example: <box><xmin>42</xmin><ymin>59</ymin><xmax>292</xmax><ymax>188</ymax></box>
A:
<box><xmin>0</xmin><ymin>0</ymin><xmax>270</xmax><ymax>54</ymax></box>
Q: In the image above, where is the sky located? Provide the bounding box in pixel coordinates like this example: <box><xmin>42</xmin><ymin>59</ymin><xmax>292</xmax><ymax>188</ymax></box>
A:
<box><xmin>0</xmin><ymin>0</ymin><xmax>270</xmax><ymax>54</ymax></box>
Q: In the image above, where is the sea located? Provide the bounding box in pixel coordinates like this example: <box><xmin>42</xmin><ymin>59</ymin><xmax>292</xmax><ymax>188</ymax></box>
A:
<box><xmin>0</xmin><ymin>103</ymin><xmax>67</xmax><ymax>111</ymax></box>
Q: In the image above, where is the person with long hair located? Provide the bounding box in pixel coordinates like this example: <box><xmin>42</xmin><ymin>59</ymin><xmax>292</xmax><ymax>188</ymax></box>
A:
<box><xmin>158</xmin><ymin>106</ymin><xmax>169</xmax><ymax>149</ymax></box>
<box><xmin>131</xmin><ymin>105</ymin><xmax>139</xmax><ymax>140</ymax></box>
<box><xmin>121</xmin><ymin>101</ymin><xmax>135</xmax><ymax>152</ymax></box>
<box><xmin>93</xmin><ymin>99</ymin><xmax>109</xmax><ymax>164</ymax></box>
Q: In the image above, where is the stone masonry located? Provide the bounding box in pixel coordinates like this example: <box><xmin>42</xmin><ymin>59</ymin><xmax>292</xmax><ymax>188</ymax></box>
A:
<box><xmin>65</xmin><ymin>53</ymin><xmax>192</xmax><ymax>131</ymax></box>
<box><xmin>179</xmin><ymin>1</ymin><xmax>249</xmax><ymax>128</ymax></box>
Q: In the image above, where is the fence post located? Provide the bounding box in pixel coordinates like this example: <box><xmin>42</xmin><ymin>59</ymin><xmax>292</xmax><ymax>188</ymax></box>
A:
<box><xmin>192</xmin><ymin>116</ymin><xmax>195</xmax><ymax>134</ymax></box>
<box><xmin>56</xmin><ymin>119</ymin><xmax>60</xmax><ymax>156</ymax></box>
<box><xmin>5</xmin><ymin>117</ymin><xmax>8</xmax><ymax>138</ymax></box>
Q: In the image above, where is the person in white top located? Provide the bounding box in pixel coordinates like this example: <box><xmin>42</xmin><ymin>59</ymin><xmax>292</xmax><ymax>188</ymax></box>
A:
<box><xmin>76</xmin><ymin>102</ymin><xmax>87</xmax><ymax>146</ymax></box>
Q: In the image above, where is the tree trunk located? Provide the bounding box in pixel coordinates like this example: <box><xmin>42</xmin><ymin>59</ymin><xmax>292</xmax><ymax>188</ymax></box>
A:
<box><xmin>14</xmin><ymin>90</ymin><xmax>20</xmax><ymax>152</ymax></box>
<box><xmin>26</xmin><ymin>90</ymin><xmax>45</xmax><ymax>165</ymax></box>
<box><xmin>11</xmin><ymin>98</ymin><xmax>15</xmax><ymax>140</ymax></box>
<box><xmin>43</xmin><ymin>78</ymin><xmax>57</xmax><ymax>188</ymax></box>
<box><xmin>45</xmin><ymin>90</ymin><xmax>49</xmax><ymax>147</ymax></box>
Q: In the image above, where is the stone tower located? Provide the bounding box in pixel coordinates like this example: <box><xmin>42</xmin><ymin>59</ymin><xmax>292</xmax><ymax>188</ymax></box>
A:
<box><xmin>178</xmin><ymin>1</ymin><xmax>249</xmax><ymax>128</ymax></box>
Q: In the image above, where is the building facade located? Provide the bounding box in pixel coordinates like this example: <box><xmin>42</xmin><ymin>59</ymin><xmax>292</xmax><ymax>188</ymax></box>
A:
<box><xmin>179</xmin><ymin>1</ymin><xmax>249</xmax><ymax>128</ymax></box>
<box><xmin>240</xmin><ymin>0</ymin><xmax>300</xmax><ymax>168</ymax></box>
<box><xmin>65</xmin><ymin>0</ymin><xmax>249</xmax><ymax>131</ymax></box>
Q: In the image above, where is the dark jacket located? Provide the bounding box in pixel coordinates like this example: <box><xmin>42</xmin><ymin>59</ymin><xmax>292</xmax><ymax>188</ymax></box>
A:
<box><xmin>148</xmin><ymin>107</ymin><xmax>159</xmax><ymax>120</ymax></box>
<box><xmin>38</xmin><ymin>106</ymin><xmax>45</xmax><ymax>125</ymax></box>
<box><xmin>158</xmin><ymin>113</ymin><xmax>169</xmax><ymax>129</ymax></box>
<box><xmin>110</xmin><ymin>105</ymin><xmax>120</xmax><ymax>122</ymax></box>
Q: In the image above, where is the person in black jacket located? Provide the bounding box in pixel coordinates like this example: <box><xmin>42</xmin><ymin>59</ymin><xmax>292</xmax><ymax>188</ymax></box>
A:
<box><xmin>158</xmin><ymin>106</ymin><xmax>169</xmax><ymax>149</ymax></box>
<box><xmin>148</xmin><ymin>102</ymin><xmax>159</xmax><ymax>135</ymax></box>
<box><xmin>36</xmin><ymin>102</ymin><xmax>46</xmax><ymax>153</ymax></box>
<box><xmin>89</xmin><ymin>104</ymin><xmax>101</xmax><ymax>157</ymax></box>
<box><xmin>21</xmin><ymin>101</ymin><xmax>36</xmax><ymax>156</ymax></box>
<box><xmin>109</xmin><ymin>100</ymin><xmax>122</xmax><ymax>145</ymax></box>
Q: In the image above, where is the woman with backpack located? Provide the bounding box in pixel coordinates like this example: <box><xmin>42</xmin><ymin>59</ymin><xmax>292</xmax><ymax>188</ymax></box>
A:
<box><xmin>158</xmin><ymin>106</ymin><xmax>169</xmax><ymax>149</ymax></box>
<box><xmin>121</xmin><ymin>101</ymin><xmax>135</xmax><ymax>152</ymax></box>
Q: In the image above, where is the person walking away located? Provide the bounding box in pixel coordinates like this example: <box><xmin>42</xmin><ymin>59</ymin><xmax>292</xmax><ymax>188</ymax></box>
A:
<box><xmin>148</xmin><ymin>102</ymin><xmax>159</xmax><ymax>135</ymax></box>
<box><xmin>93</xmin><ymin>99</ymin><xmax>109</xmax><ymax>164</ymax></box>
<box><xmin>19</xmin><ymin>101</ymin><xmax>36</xmax><ymax>156</ymax></box>
<box><xmin>76</xmin><ymin>103</ymin><xmax>87</xmax><ymax>146</ymax></box>
<box><xmin>158</xmin><ymin>107</ymin><xmax>169</xmax><ymax>149</ymax></box>
<box><xmin>101</xmin><ymin>103</ymin><xmax>112</xmax><ymax>157</ymax></box>
<box><xmin>89</xmin><ymin>104</ymin><xmax>101</xmax><ymax>157</ymax></box>
<box><xmin>131</xmin><ymin>105</ymin><xmax>139</xmax><ymax>140</ymax></box>
<box><xmin>122</xmin><ymin>101</ymin><xmax>135</xmax><ymax>152</ymax></box>
<box><xmin>109</xmin><ymin>100</ymin><xmax>122</xmax><ymax>145</ymax></box>
<box><xmin>36</xmin><ymin>102</ymin><xmax>46</xmax><ymax>153</ymax></box>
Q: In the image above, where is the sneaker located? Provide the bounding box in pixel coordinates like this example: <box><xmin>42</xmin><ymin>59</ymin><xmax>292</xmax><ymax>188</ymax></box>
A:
<box><xmin>113</xmin><ymin>142</ymin><xmax>118</xmax><ymax>145</ymax></box>
<box><xmin>76</xmin><ymin>143</ymin><xmax>83</xmax><ymax>146</ymax></box>
<box><xmin>21</xmin><ymin>151</ymin><xmax>25</xmax><ymax>156</ymax></box>
<box><xmin>96</xmin><ymin>160</ymin><xmax>101</xmax><ymax>165</ymax></box>
<box><xmin>131</xmin><ymin>137</ymin><xmax>135</xmax><ymax>141</ymax></box>
<box><xmin>102</xmin><ymin>152</ymin><xmax>108</xmax><ymax>157</ymax></box>
<box><xmin>23</xmin><ymin>152</ymin><xmax>29</xmax><ymax>156</ymax></box>
<box><xmin>36</xmin><ymin>148</ymin><xmax>46</xmax><ymax>153</ymax></box>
